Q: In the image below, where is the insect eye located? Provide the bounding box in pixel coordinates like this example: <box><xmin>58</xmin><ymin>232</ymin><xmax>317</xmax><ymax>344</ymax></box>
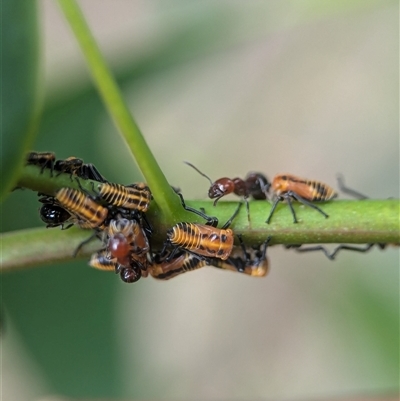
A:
<box><xmin>209</xmin><ymin>178</ymin><xmax>233</xmax><ymax>198</ymax></box>
<box><xmin>208</xmin><ymin>185</ymin><xmax>223</xmax><ymax>198</ymax></box>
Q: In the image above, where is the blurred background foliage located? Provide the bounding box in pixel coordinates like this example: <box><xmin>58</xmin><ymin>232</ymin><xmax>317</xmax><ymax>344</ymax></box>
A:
<box><xmin>1</xmin><ymin>0</ymin><xmax>399</xmax><ymax>400</ymax></box>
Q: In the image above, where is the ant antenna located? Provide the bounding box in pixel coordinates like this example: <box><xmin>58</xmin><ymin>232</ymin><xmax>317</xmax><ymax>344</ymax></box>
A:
<box><xmin>184</xmin><ymin>161</ymin><xmax>214</xmax><ymax>186</ymax></box>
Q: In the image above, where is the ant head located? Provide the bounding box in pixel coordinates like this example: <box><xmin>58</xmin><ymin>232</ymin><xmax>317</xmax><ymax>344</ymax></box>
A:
<box><xmin>184</xmin><ymin>161</ymin><xmax>235</xmax><ymax>204</ymax></box>
<box><xmin>208</xmin><ymin>178</ymin><xmax>235</xmax><ymax>204</ymax></box>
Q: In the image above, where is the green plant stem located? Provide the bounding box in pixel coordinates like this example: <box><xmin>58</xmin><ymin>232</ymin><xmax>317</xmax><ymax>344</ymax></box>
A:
<box><xmin>4</xmin><ymin>164</ymin><xmax>399</xmax><ymax>271</ymax></box>
<box><xmin>1</xmin><ymin>197</ymin><xmax>399</xmax><ymax>271</ymax></box>
<box><xmin>1</xmin><ymin>227</ymin><xmax>102</xmax><ymax>272</ymax></box>
<box><xmin>56</xmin><ymin>0</ymin><xmax>179</xmax><ymax>221</ymax></box>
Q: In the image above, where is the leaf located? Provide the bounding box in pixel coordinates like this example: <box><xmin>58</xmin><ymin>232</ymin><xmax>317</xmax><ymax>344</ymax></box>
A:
<box><xmin>0</xmin><ymin>0</ymin><xmax>42</xmax><ymax>201</ymax></box>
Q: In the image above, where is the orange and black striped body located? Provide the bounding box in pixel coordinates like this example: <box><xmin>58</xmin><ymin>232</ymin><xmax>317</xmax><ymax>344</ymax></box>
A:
<box><xmin>54</xmin><ymin>157</ymin><xmax>83</xmax><ymax>176</ymax></box>
<box><xmin>209</xmin><ymin>236</ymin><xmax>270</xmax><ymax>277</ymax></box>
<box><xmin>89</xmin><ymin>249</ymin><xmax>146</xmax><ymax>283</ymax></box>
<box><xmin>266</xmin><ymin>174</ymin><xmax>337</xmax><ymax>224</ymax></box>
<box><xmin>272</xmin><ymin>174</ymin><xmax>337</xmax><ymax>201</ymax></box>
<box><xmin>98</xmin><ymin>182</ymin><xmax>151</xmax><ymax>213</ymax></box>
<box><xmin>210</xmin><ymin>248</ymin><xmax>269</xmax><ymax>277</ymax></box>
<box><xmin>89</xmin><ymin>250</ymin><xmax>117</xmax><ymax>271</ymax></box>
<box><xmin>151</xmin><ymin>241</ymin><xmax>269</xmax><ymax>280</ymax></box>
<box><xmin>54</xmin><ymin>157</ymin><xmax>108</xmax><ymax>182</ymax></box>
<box><xmin>56</xmin><ymin>188</ymin><xmax>108</xmax><ymax>229</ymax></box>
<box><xmin>150</xmin><ymin>252</ymin><xmax>207</xmax><ymax>280</ymax></box>
<box><xmin>167</xmin><ymin>223</ymin><xmax>234</xmax><ymax>260</ymax></box>
<box><xmin>26</xmin><ymin>151</ymin><xmax>56</xmax><ymax>173</ymax></box>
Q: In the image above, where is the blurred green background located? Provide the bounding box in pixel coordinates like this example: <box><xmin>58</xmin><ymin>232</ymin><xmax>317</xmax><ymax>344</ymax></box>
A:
<box><xmin>1</xmin><ymin>0</ymin><xmax>399</xmax><ymax>400</ymax></box>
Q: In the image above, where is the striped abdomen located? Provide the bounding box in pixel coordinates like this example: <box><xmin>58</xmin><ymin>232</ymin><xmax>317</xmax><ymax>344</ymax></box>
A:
<box><xmin>272</xmin><ymin>174</ymin><xmax>337</xmax><ymax>201</ymax></box>
<box><xmin>150</xmin><ymin>252</ymin><xmax>207</xmax><ymax>280</ymax></box>
<box><xmin>56</xmin><ymin>188</ymin><xmax>108</xmax><ymax>229</ymax></box>
<box><xmin>167</xmin><ymin>223</ymin><xmax>234</xmax><ymax>260</ymax></box>
<box><xmin>98</xmin><ymin>182</ymin><xmax>151</xmax><ymax>212</ymax></box>
<box><xmin>89</xmin><ymin>250</ymin><xmax>117</xmax><ymax>271</ymax></box>
<box><xmin>26</xmin><ymin>151</ymin><xmax>56</xmax><ymax>171</ymax></box>
<box><xmin>211</xmin><ymin>248</ymin><xmax>269</xmax><ymax>277</ymax></box>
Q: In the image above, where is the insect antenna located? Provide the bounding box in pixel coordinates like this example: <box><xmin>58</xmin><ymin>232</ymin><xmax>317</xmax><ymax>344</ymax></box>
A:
<box><xmin>184</xmin><ymin>161</ymin><xmax>214</xmax><ymax>186</ymax></box>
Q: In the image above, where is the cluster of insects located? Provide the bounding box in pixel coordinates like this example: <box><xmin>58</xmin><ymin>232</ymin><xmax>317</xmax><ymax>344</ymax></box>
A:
<box><xmin>26</xmin><ymin>152</ymin><xmax>396</xmax><ymax>283</ymax></box>
<box><xmin>26</xmin><ymin>152</ymin><xmax>272</xmax><ymax>283</ymax></box>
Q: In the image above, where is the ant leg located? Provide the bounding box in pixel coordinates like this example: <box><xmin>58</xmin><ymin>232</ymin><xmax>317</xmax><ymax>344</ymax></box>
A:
<box><xmin>177</xmin><ymin>192</ymin><xmax>218</xmax><ymax>226</ymax></box>
<box><xmin>336</xmin><ymin>174</ymin><xmax>368</xmax><ymax>200</ymax></box>
<box><xmin>265</xmin><ymin>198</ymin><xmax>281</xmax><ymax>224</ymax></box>
<box><xmin>288</xmin><ymin>191</ymin><xmax>329</xmax><ymax>219</ymax></box>
<box><xmin>221</xmin><ymin>202</ymin><xmax>242</xmax><ymax>229</ymax></box>
<box><xmin>244</xmin><ymin>198</ymin><xmax>251</xmax><ymax>225</ymax></box>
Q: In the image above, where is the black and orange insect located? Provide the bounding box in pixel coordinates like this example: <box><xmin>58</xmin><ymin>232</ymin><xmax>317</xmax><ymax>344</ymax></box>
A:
<box><xmin>211</xmin><ymin>235</ymin><xmax>271</xmax><ymax>277</ymax></box>
<box><xmin>151</xmin><ymin>235</ymin><xmax>270</xmax><ymax>280</ymax></box>
<box><xmin>88</xmin><ymin>217</ymin><xmax>150</xmax><ymax>283</ymax></box>
<box><xmin>150</xmin><ymin>251</ymin><xmax>206</xmax><ymax>280</ymax></box>
<box><xmin>165</xmin><ymin>203</ymin><xmax>242</xmax><ymax>261</ymax></box>
<box><xmin>286</xmin><ymin>175</ymin><xmax>398</xmax><ymax>259</ymax></box>
<box><xmin>185</xmin><ymin>161</ymin><xmax>270</xmax><ymax>223</ymax></box>
<box><xmin>54</xmin><ymin>157</ymin><xmax>108</xmax><ymax>182</ymax></box>
<box><xmin>97</xmin><ymin>182</ymin><xmax>152</xmax><ymax>214</ymax></box>
<box><xmin>26</xmin><ymin>151</ymin><xmax>56</xmax><ymax>174</ymax></box>
<box><xmin>89</xmin><ymin>250</ymin><xmax>117</xmax><ymax>272</ymax></box>
<box><xmin>56</xmin><ymin>187</ymin><xmax>108</xmax><ymax>230</ymax></box>
<box><xmin>106</xmin><ymin>218</ymin><xmax>150</xmax><ymax>265</ymax></box>
<box><xmin>89</xmin><ymin>249</ymin><xmax>144</xmax><ymax>283</ymax></box>
<box><xmin>265</xmin><ymin>174</ymin><xmax>337</xmax><ymax>224</ymax></box>
<box><xmin>38</xmin><ymin>197</ymin><xmax>73</xmax><ymax>229</ymax></box>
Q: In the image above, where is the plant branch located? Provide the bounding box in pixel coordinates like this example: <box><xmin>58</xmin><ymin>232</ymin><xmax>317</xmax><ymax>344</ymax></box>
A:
<box><xmin>3</xmin><ymin>163</ymin><xmax>399</xmax><ymax>272</ymax></box>
<box><xmin>56</xmin><ymin>0</ymin><xmax>179</xmax><ymax>221</ymax></box>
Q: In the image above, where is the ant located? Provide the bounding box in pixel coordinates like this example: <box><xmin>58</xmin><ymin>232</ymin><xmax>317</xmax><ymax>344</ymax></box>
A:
<box><xmin>184</xmin><ymin>161</ymin><xmax>270</xmax><ymax>224</ymax></box>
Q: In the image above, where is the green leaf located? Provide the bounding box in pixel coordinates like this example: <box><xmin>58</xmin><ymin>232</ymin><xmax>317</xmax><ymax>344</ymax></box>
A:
<box><xmin>0</xmin><ymin>0</ymin><xmax>42</xmax><ymax>201</ymax></box>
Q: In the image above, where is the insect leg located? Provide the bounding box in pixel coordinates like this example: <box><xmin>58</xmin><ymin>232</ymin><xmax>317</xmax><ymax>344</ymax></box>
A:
<box><xmin>265</xmin><ymin>197</ymin><xmax>281</xmax><ymax>224</ymax></box>
<box><xmin>221</xmin><ymin>202</ymin><xmax>242</xmax><ymax>229</ymax></box>
<box><xmin>177</xmin><ymin>192</ymin><xmax>218</xmax><ymax>226</ymax></box>
<box><xmin>287</xmin><ymin>191</ymin><xmax>329</xmax><ymax>219</ymax></box>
